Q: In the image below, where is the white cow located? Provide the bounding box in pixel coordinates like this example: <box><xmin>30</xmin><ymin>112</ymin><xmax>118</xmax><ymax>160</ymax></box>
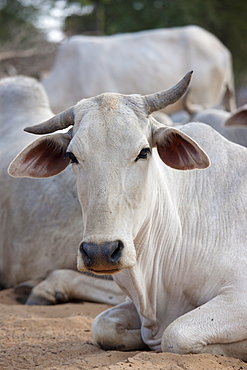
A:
<box><xmin>192</xmin><ymin>105</ymin><xmax>247</xmax><ymax>147</ymax></box>
<box><xmin>9</xmin><ymin>72</ymin><xmax>247</xmax><ymax>360</ymax></box>
<box><xmin>42</xmin><ymin>25</ymin><xmax>235</xmax><ymax>114</ymax></box>
<box><xmin>0</xmin><ymin>75</ymin><xmax>125</xmax><ymax>305</ymax></box>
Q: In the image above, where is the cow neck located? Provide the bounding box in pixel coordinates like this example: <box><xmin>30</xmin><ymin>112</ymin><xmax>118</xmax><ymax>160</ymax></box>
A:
<box><xmin>115</xmin><ymin>161</ymin><xmax>183</xmax><ymax>326</ymax></box>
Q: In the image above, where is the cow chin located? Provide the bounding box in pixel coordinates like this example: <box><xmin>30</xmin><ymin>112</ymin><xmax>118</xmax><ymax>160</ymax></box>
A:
<box><xmin>85</xmin><ymin>267</ymin><xmax>121</xmax><ymax>276</ymax></box>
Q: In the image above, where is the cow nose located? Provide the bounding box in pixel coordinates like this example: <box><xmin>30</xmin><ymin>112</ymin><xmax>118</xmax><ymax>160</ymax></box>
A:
<box><xmin>79</xmin><ymin>241</ymin><xmax>124</xmax><ymax>271</ymax></box>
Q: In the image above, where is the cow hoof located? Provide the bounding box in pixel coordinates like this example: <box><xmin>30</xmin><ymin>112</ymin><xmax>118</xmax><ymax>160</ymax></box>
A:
<box><xmin>55</xmin><ymin>291</ymin><xmax>68</xmax><ymax>303</ymax></box>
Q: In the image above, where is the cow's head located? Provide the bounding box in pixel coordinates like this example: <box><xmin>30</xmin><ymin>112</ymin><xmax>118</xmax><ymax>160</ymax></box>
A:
<box><xmin>8</xmin><ymin>72</ymin><xmax>210</xmax><ymax>275</ymax></box>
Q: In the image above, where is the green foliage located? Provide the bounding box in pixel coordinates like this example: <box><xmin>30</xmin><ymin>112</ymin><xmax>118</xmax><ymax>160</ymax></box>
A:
<box><xmin>64</xmin><ymin>13</ymin><xmax>96</xmax><ymax>35</ymax></box>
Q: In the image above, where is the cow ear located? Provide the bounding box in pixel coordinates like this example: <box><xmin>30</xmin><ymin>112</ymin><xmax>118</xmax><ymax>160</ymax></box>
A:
<box><xmin>224</xmin><ymin>107</ymin><xmax>247</xmax><ymax>127</ymax></box>
<box><xmin>154</xmin><ymin>127</ymin><xmax>210</xmax><ymax>170</ymax></box>
<box><xmin>8</xmin><ymin>133</ymin><xmax>71</xmax><ymax>178</ymax></box>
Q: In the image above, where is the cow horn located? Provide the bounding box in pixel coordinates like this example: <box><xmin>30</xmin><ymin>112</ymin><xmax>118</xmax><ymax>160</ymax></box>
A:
<box><xmin>144</xmin><ymin>71</ymin><xmax>193</xmax><ymax>114</ymax></box>
<box><xmin>24</xmin><ymin>106</ymin><xmax>75</xmax><ymax>134</ymax></box>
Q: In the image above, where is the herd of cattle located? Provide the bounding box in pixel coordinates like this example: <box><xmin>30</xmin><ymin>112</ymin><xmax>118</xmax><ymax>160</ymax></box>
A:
<box><xmin>1</xmin><ymin>25</ymin><xmax>247</xmax><ymax>359</ymax></box>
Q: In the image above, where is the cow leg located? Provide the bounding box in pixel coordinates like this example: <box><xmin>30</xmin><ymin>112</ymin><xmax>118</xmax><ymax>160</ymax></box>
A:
<box><xmin>91</xmin><ymin>300</ymin><xmax>146</xmax><ymax>351</ymax></box>
<box><xmin>161</xmin><ymin>293</ymin><xmax>247</xmax><ymax>361</ymax></box>
<box><xmin>200</xmin><ymin>340</ymin><xmax>247</xmax><ymax>360</ymax></box>
<box><xmin>25</xmin><ymin>269</ymin><xmax>126</xmax><ymax>305</ymax></box>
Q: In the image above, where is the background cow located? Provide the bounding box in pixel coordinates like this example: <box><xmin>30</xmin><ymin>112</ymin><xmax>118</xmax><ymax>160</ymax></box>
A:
<box><xmin>8</xmin><ymin>72</ymin><xmax>247</xmax><ymax>360</ymax></box>
<box><xmin>191</xmin><ymin>105</ymin><xmax>247</xmax><ymax>147</ymax></box>
<box><xmin>42</xmin><ymin>25</ymin><xmax>235</xmax><ymax>114</ymax></box>
<box><xmin>178</xmin><ymin>92</ymin><xmax>247</xmax><ymax>146</ymax></box>
<box><xmin>0</xmin><ymin>75</ymin><xmax>125</xmax><ymax>305</ymax></box>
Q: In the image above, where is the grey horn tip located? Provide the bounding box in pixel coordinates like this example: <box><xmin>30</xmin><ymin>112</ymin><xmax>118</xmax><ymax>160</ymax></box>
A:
<box><xmin>24</xmin><ymin>126</ymin><xmax>36</xmax><ymax>133</ymax></box>
<box><xmin>22</xmin><ymin>106</ymin><xmax>75</xmax><ymax>135</ymax></box>
<box><xmin>145</xmin><ymin>70</ymin><xmax>194</xmax><ymax>114</ymax></box>
<box><xmin>185</xmin><ymin>70</ymin><xmax>193</xmax><ymax>80</ymax></box>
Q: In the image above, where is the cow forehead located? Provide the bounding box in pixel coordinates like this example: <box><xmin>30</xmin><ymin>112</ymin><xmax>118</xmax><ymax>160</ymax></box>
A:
<box><xmin>71</xmin><ymin>93</ymin><xmax>152</xmax><ymax>154</ymax></box>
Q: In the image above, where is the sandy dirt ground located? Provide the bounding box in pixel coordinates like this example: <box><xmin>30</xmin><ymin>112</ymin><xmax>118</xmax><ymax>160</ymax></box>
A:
<box><xmin>0</xmin><ymin>288</ymin><xmax>246</xmax><ymax>370</ymax></box>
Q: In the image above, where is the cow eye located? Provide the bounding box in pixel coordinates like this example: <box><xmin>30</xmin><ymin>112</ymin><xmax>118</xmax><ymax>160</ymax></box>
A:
<box><xmin>135</xmin><ymin>147</ymin><xmax>151</xmax><ymax>161</ymax></box>
<box><xmin>64</xmin><ymin>151</ymin><xmax>78</xmax><ymax>164</ymax></box>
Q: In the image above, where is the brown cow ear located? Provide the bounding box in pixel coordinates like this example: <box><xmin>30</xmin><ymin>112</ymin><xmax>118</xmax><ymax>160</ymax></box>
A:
<box><xmin>154</xmin><ymin>127</ymin><xmax>210</xmax><ymax>170</ymax></box>
<box><xmin>8</xmin><ymin>133</ymin><xmax>71</xmax><ymax>178</ymax></box>
<box><xmin>224</xmin><ymin>107</ymin><xmax>247</xmax><ymax>127</ymax></box>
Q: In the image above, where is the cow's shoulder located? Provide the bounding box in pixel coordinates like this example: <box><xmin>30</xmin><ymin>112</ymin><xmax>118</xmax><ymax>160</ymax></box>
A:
<box><xmin>180</xmin><ymin>122</ymin><xmax>247</xmax><ymax>171</ymax></box>
<box><xmin>180</xmin><ymin>121</ymin><xmax>238</xmax><ymax>148</ymax></box>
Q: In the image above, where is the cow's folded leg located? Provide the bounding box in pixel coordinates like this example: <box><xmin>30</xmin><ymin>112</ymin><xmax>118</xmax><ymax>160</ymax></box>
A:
<box><xmin>199</xmin><ymin>340</ymin><xmax>247</xmax><ymax>360</ymax></box>
<box><xmin>26</xmin><ymin>269</ymin><xmax>126</xmax><ymax>305</ymax></box>
<box><xmin>161</xmin><ymin>293</ymin><xmax>247</xmax><ymax>361</ymax></box>
<box><xmin>91</xmin><ymin>300</ymin><xmax>146</xmax><ymax>351</ymax></box>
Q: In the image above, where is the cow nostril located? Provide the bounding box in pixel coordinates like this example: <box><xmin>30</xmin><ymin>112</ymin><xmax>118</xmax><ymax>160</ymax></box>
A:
<box><xmin>79</xmin><ymin>242</ymin><xmax>92</xmax><ymax>266</ymax></box>
<box><xmin>110</xmin><ymin>240</ymin><xmax>124</xmax><ymax>263</ymax></box>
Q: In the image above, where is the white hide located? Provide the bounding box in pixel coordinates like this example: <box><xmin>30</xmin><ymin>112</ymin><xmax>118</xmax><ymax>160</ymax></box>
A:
<box><xmin>0</xmin><ymin>76</ymin><xmax>125</xmax><ymax>305</ymax></box>
<box><xmin>42</xmin><ymin>25</ymin><xmax>235</xmax><ymax>114</ymax></box>
<box><xmin>8</xmin><ymin>85</ymin><xmax>247</xmax><ymax>360</ymax></box>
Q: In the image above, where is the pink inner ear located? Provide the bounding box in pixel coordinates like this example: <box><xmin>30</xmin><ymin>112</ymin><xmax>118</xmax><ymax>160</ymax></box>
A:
<box><xmin>23</xmin><ymin>139</ymin><xmax>70</xmax><ymax>178</ymax></box>
<box><xmin>157</xmin><ymin>132</ymin><xmax>202</xmax><ymax>170</ymax></box>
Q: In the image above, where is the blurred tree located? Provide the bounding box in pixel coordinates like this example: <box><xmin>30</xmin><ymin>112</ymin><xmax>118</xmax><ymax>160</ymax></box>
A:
<box><xmin>65</xmin><ymin>0</ymin><xmax>105</xmax><ymax>35</ymax></box>
<box><xmin>0</xmin><ymin>0</ymin><xmax>48</xmax><ymax>50</ymax></box>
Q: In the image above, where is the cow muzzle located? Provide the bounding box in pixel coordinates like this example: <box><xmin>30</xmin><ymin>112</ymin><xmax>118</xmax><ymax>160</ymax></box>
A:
<box><xmin>79</xmin><ymin>240</ymin><xmax>124</xmax><ymax>274</ymax></box>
